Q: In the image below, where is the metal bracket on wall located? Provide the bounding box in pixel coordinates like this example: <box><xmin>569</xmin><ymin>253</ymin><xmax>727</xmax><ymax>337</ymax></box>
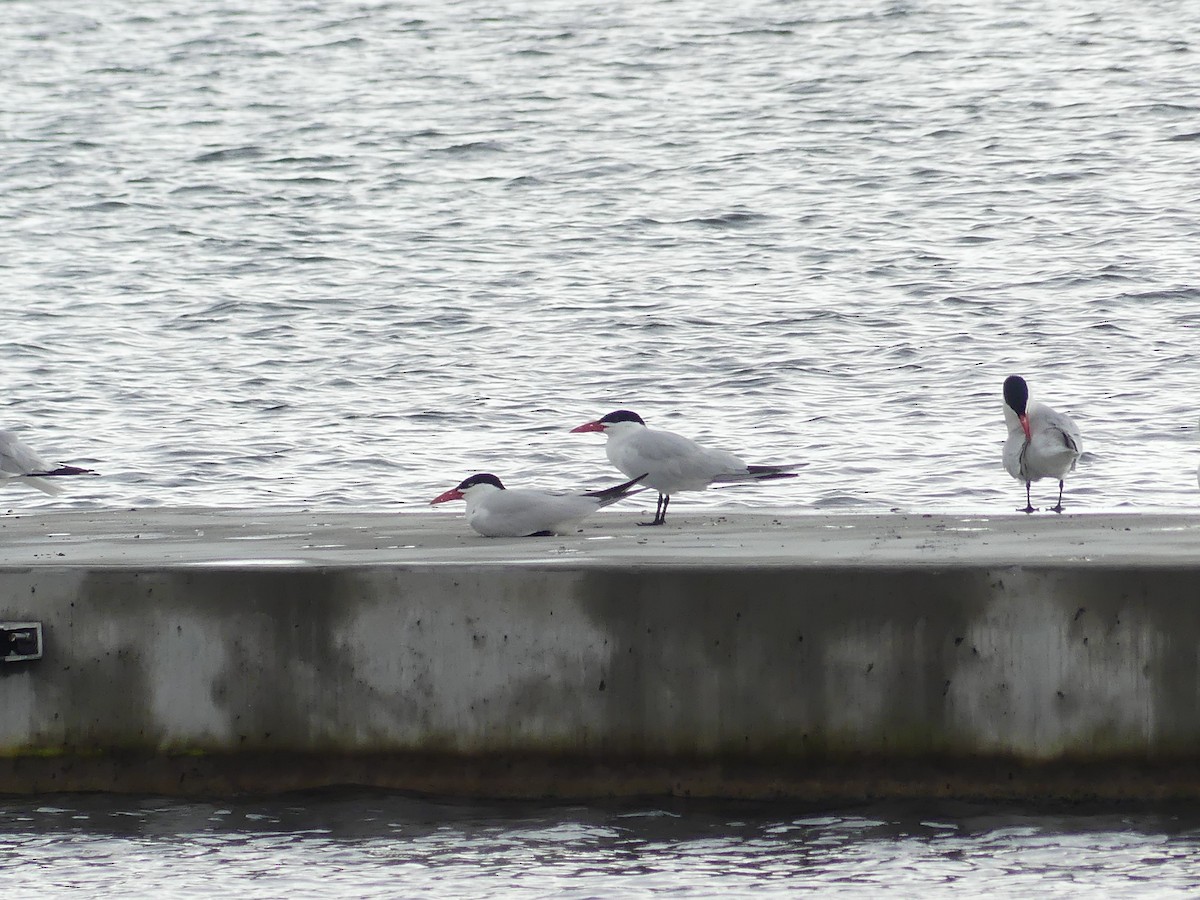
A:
<box><xmin>1</xmin><ymin>622</ymin><xmax>43</xmax><ymax>663</ymax></box>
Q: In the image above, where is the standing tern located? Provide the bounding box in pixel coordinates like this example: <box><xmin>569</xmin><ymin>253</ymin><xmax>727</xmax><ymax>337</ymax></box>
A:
<box><xmin>0</xmin><ymin>431</ymin><xmax>97</xmax><ymax>495</ymax></box>
<box><xmin>1002</xmin><ymin>375</ymin><xmax>1082</xmax><ymax>513</ymax></box>
<box><xmin>570</xmin><ymin>409</ymin><xmax>803</xmax><ymax>526</ymax></box>
<box><xmin>430</xmin><ymin>472</ymin><xmax>647</xmax><ymax>537</ymax></box>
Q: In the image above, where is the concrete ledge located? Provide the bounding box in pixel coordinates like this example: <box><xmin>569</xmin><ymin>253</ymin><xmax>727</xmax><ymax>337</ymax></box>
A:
<box><xmin>1</xmin><ymin>509</ymin><xmax>1199</xmax><ymax>799</ymax></box>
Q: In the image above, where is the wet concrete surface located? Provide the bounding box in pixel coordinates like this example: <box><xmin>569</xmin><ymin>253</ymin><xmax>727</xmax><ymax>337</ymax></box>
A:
<box><xmin>1</xmin><ymin>507</ymin><xmax>1198</xmax><ymax>569</ymax></box>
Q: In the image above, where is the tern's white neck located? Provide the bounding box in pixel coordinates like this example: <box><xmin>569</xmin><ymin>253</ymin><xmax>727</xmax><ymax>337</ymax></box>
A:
<box><xmin>1002</xmin><ymin>403</ymin><xmax>1024</xmax><ymax>436</ymax></box>
<box><xmin>460</xmin><ymin>483</ymin><xmax>503</xmax><ymax>509</ymax></box>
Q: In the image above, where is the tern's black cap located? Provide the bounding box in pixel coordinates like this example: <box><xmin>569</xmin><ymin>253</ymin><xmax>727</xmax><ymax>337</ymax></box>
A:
<box><xmin>1003</xmin><ymin>375</ymin><xmax>1028</xmax><ymax>414</ymax></box>
<box><xmin>599</xmin><ymin>410</ymin><xmax>645</xmax><ymax>426</ymax></box>
<box><xmin>456</xmin><ymin>473</ymin><xmax>505</xmax><ymax>491</ymax></box>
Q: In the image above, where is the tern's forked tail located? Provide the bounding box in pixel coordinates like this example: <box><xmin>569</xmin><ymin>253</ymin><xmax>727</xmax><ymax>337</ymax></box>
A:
<box><xmin>712</xmin><ymin>463</ymin><xmax>806</xmax><ymax>484</ymax></box>
<box><xmin>17</xmin><ymin>466</ymin><xmax>96</xmax><ymax>496</ymax></box>
<box><xmin>25</xmin><ymin>466</ymin><xmax>98</xmax><ymax>478</ymax></box>
<box><xmin>584</xmin><ymin>473</ymin><xmax>649</xmax><ymax>507</ymax></box>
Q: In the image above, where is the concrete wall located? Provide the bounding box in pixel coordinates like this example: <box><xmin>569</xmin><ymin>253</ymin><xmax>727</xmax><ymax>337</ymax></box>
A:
<box><xmin>2</xmin><ymin>557</ymin><xmax>1200</xmax><ymax>799</ymax></box>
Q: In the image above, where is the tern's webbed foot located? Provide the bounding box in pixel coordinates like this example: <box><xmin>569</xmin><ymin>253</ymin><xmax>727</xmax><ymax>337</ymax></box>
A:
<box><xmin>1018</xmin><ymin>505</ymin><xmax>1037</xmax><ymax>514</ymax></box>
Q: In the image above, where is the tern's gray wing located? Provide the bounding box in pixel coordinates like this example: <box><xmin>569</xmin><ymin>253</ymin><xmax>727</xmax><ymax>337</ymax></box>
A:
<box><xmin>610</xmin><ymin>428</ymin><xmax>745</xmax><ymax>493</ymax></box>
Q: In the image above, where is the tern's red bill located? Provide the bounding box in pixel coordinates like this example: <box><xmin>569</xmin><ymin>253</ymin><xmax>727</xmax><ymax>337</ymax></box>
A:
<box><xmin>430</xmin><ymin>488</ymin><xmax>464</xmax><ymax>505</ymax></box>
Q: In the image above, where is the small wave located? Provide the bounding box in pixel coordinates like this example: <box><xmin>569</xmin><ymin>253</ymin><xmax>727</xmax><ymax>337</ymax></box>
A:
<box><xmin>168</xmin><ymin>183</ymin><xmax>235</xmax><ymax>195</ymax></box>
<box><xmin>266</xmin><ymin>176</ymin><xmax>343</xmax><ymax>185</ymax></box>
<box><xmin>307</xmin><ymin>37</ymin><xmax>367</xmax><ymax>49</ymax></box>
<box><xmin>685</xmin><ymin>211</ymin><xmax>770</xmax><ymax>228</ymax></box>
<box><xmin>192</xmin><ymin>146</ymin><xmax>266</xmax><ymax>163</ymax></box>
<box><xmin>71</xmin><ymin>200</ymin><xmax>133</xmax><ymax>212</ymax></box>
<box><xmin>427</xmin><ymin>141</ymin><xmax>507</xmax><ymax>156</ymax></box>
<box><xmin>1117</xmin><ymin>288</ymin><xmax>1200</xmax><ymax>302</ymax></box>
<box><xmin>267</xmin><ymin>156</ymin><xmax>350</xmax><ymax>169</ymax></box>
<box><xmin>730</xmin><ymin>28</ymin><xmax>795</xmax><ymax>37</ymax></box>
<box><xmin>284</xmin><ymin>255</ymin><xmax>345</xmax><ymax>264</ymax></box>
<box><xmin>811</xmin><ymin>493</ymin><xmax>883</xmax><ymax>509</ymax></box>
<box><xmin>85</xmin><ymin>66</ymin><xmax>163</xmax><ymax>76</ymax></box>
<box><xmin>503</xmin><ymin>175</ymin><xmax>545</xmax><ymax>188</ymax></box>
<box><xmin>174</xmin><ymin>300</ymin><xmax>245</xmax><ymax>319</ymax></box>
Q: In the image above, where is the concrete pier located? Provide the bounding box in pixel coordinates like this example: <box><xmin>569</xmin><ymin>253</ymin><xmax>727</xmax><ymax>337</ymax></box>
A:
<box><xmin>1</xmin><ymin>507</ymin><xmax>1200</xmax><ymax>800</ymax></box>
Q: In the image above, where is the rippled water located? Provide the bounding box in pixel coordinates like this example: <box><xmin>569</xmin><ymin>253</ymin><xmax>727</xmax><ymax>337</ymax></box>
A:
<box><xmin>3</xmin><ymin>3</ymin><xmax>1200</xmax><ymax>891</ymax></box>
<box><xmin>2</xmin><ymin>794</ymin><xmax>1200</xmax><ymax>898</ymax></box>
<box><xmin>2</xmin><ymin>0</ymin><xmax>1197</xmax><ymax>516</ymax></box>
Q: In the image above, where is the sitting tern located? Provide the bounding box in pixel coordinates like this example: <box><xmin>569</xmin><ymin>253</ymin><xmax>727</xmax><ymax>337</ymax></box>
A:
<box><xmin>430</xmin><ymin>472</ymin><xmax>647</xmax><ymax>537</ymax></box>
<box><xmin>1002</xmin><ymin>375</ymin><xmax>1082</xmax><ymax>513</ymax></box>
<box><xmin>0</xmin><ymin>430</ymin><xmax>97</xmax><ymax>495</ymax></box>
<box><xmin>570</xmin><ymin>409</ymin><xmax>802</xmax><ymax>526</ymax></box>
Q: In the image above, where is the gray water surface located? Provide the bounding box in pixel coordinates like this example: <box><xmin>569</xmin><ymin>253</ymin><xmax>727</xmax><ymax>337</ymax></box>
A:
<box><xmin>3</xmin><ymin>793</ymin><xmax>1200</xmax><ymax>898</ymax></box>
<box><xmin>2</xmin><ymin>0</ymin><xmax>1198</xmax><ymax>516</ymax></box>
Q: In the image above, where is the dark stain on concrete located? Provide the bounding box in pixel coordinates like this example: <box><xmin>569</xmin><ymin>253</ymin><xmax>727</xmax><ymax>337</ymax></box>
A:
<box><xmin>573</xmin><ymin>566</ymin><xmax>983</xmax><ymax>758</ymax></box>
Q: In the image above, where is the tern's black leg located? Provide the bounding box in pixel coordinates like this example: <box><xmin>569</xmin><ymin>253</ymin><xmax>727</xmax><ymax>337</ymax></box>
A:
<box><xmin>1019</xmin><ymin>481</ymin><xmax>1036</xmax><ymax>514</ymax></box>
<box><xmin>1050</xmin><ymin>480</ymin><xmax>1065</xmax><ymax>513</ymax></box>
<box><xmin>638</xmin><ymin>493</ymin><xmax>669</xmax><ymax>527</ymax></box>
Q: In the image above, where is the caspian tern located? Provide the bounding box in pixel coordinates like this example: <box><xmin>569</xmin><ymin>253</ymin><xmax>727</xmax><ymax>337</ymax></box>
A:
<box><xmin>0</xmin><ymin>431</ymin><xmax>96</xmax><ymax>495</ymax></box>
<box><xmin>570</xmin><ymin>409</ymin><xmax>802</xmax><ymax>526</ymax></box>
<box><xmin>430</xmin><ymin>472</ymin><xmax>647</xmax><ymax>537</ymax></box>
<box><xmin>1002</xmin><ymin>375</ymin><xmax>1082</xmax><ymax>513</ymax></box>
